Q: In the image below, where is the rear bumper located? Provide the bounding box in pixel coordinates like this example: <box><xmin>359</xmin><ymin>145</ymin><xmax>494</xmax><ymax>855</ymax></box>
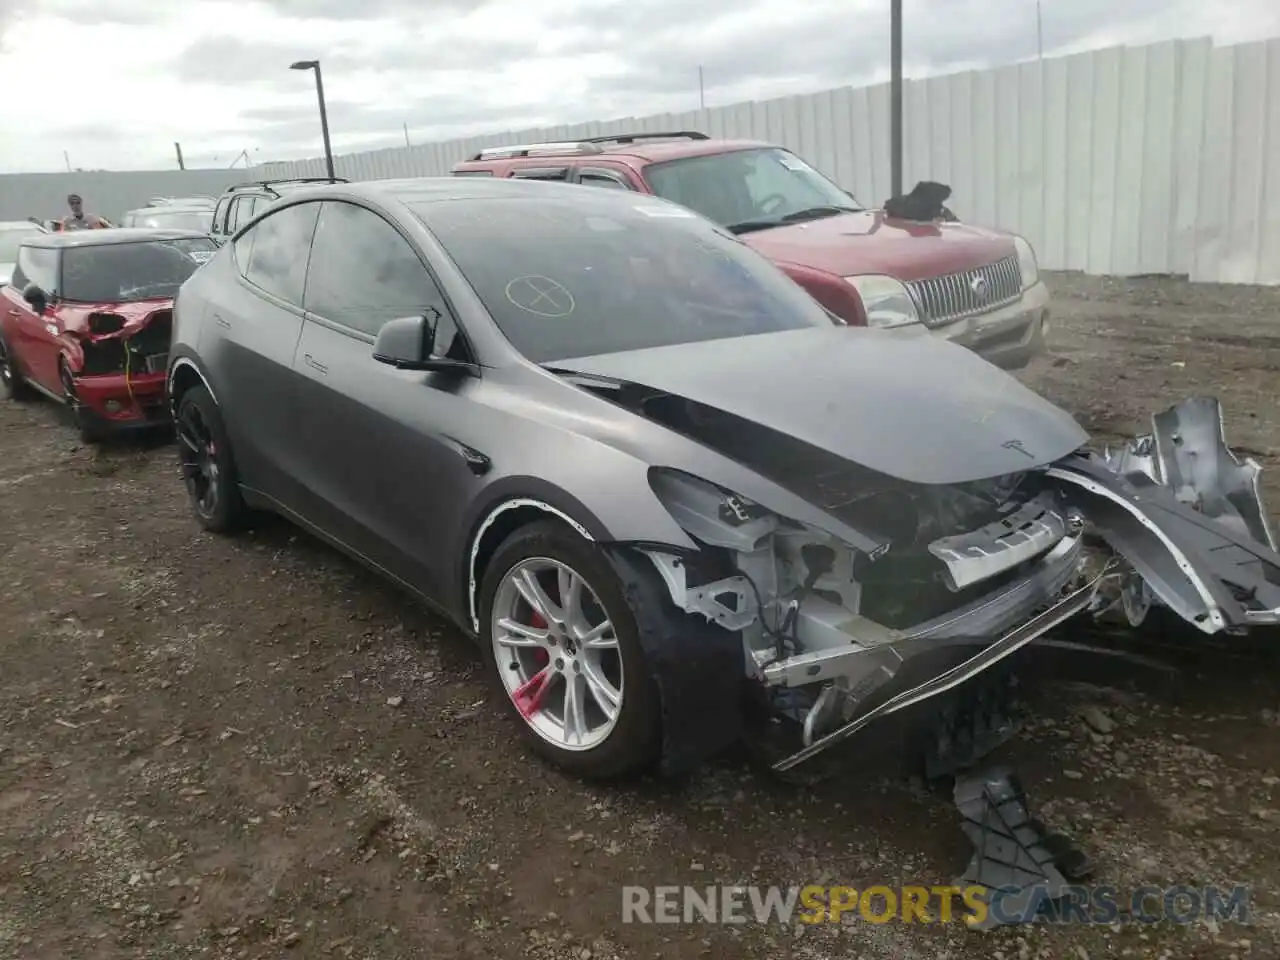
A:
<box><xmin>73</xmin><ymin>370</ymin><xmax>169</xmax><ymax>428</ymax></box>
<box><xmin>931</xmin><ymin>281</ymin><xmax>1050</xmax><ymax>370</ymax></box>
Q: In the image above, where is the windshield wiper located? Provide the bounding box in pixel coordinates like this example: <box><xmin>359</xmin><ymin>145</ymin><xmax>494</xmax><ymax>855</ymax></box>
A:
<box><xmin>726</xmin><ymin>205</ymin><xmax>863</xmax><ymax>235</ymax></box>
<box><xmin>725</xmin><ymin>220</ymin><xmax>781</xmax><ymax>235</ymax></box>
<box><xmin>780</xmin><ymin>204</ymin><xmax>862</xmax><ymax>222</ymax></box>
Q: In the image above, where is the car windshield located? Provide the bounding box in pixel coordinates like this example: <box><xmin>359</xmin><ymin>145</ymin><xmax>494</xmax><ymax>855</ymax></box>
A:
<box><xmin>643</xmin><ymin>147</ymin><xmax>864</xmax><ymax>235</ymax></box>
<box><xmin>60</xmin><ymin>238</ymin><xmax>217</xmax><ymax>302</ymax></box>
<box><xmin>0</xmin><ymin>226</ymin><xmax>44</xmax><ymax>262</ymax></box>
<box><xmin>412</xmin><ymin>195</ymin><xmax>835</xmax><ymax>363</ymax></box>
<box><xmin>133</xmin><ymin>209</ymin><xmax>214</xmax><ymax>231</ymax></box>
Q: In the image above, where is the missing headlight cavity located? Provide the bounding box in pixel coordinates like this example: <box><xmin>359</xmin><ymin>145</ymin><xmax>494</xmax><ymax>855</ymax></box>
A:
<box><xmin>77</xmin><ymin>310</ymin><xmax>174</xmax><ymax>377</ymax></box>
<box><xmin>629</xmin><ymin>384</ymin><xmax>1059</xmax><ymax>630</ymax></box>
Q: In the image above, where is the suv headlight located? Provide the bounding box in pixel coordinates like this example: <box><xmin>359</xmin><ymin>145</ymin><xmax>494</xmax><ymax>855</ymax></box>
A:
<box><xmin>1013</xmin><ymin>236</ymin><xmax>1039</xmax><ymax>288</ymax></box>
<box><xmin>844</xmin><ymin>274</ymin><xmax>920</xmax><ymax>329</ymax></box>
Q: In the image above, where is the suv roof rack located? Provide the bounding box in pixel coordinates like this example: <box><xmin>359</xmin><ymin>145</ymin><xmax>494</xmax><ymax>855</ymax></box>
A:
<box><xmin>466</xmin><ymin>131</ymin><xmax>709</xmax><ymax>162</ymax></box>
<box><xmin>581</xmin><ymin>131</ymin><xmax>708</xmax><ymax>144</ymax></box>
<box><xmin>226</xmin><ymin>176</ymin><xmax>348</xmax><ymax>192</ymax></box>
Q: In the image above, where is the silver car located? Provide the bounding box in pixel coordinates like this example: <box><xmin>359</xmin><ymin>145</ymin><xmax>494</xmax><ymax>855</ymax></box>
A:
<box><xmin>165</xmin><ymin>176</ymin><xmax>1280</xmax><ymax>781</ymax></box>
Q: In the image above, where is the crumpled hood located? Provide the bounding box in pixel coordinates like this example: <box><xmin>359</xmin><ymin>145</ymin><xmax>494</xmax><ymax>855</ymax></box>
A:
<box><xmin>743</xmin><ymin>211</ymin><xmax>1015</xmax><ymax>282</ymax></box>
<box><xmin>56</xmin><ymin>298</ymin><xmax>173</xmax><ymax>336</ymax></box>
<box><xmin>554</xmin><ymin>327</ymin><xmax>1089</xmax><ymax>486</ymax></box>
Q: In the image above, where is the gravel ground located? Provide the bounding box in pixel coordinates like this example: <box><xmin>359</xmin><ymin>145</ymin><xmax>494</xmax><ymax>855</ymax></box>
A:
<box><xmin>2</xmin><ymin>271</ymin><xmax>1279</xmax><ymax>960</ymax></box>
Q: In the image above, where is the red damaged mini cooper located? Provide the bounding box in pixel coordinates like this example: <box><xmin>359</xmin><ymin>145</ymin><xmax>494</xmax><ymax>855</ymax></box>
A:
<box><xmin>0</xmin><ymin>228</ymin><xmax>216</xmax><ymax>442</ymax></box>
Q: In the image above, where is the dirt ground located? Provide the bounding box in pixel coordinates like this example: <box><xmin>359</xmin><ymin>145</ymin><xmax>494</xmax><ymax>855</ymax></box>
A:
<box><xmin>2</xmin><ymin>271</ymin><xmax>1280</xmax><ymax>960</ymax></box>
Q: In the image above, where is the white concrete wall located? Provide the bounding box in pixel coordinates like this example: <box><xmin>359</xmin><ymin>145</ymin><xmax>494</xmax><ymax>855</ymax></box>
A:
<box><xmin>252</xmin><ymin>36</ymin><xmax>1280</xmax><ymax>285</ymax></box>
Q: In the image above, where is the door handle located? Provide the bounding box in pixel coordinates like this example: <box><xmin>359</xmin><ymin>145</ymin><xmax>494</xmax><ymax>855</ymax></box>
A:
<box><xmin>303</xmin><ymin>353</ymin><xmax>328</xmax><ymax>374</ymax></box>
<box><xmin>213</xmin><ymin>313</ymin><xmax>231</xmax><ymax>329</ymax></box>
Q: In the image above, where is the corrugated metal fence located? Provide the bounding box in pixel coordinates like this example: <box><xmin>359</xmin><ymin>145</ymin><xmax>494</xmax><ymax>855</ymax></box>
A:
<box><xmin>0</xmin><ymin>170</ymin><xmax>248</xmax><ymax>225</ymax></box>
<box><xmin>2</xmin><ymin>36</ymin><xmax>1277</xmax><ymax>283</ymax></box>
<box><xmin>252</xmin><ymin>36</ymin><xmax>1280</xmax><ymax>285</ymax></box>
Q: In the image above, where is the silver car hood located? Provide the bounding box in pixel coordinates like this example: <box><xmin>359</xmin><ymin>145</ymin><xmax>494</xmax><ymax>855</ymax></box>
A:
<box><xmin>554</xmin><ymin>327</ymin><xmax>1089</xmax><ymax>485</ymax></box>
<box><xmin>0</xmin><ymin>262</ymin><xmax>12</xmax><ymax>286</ymax></box>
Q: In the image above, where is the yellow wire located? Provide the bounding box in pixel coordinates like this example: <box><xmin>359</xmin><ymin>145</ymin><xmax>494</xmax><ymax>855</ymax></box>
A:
<box><xmin>124</xmin><ymin>340</ymin><xmax>135</xmax><ymax>404</ymax></box>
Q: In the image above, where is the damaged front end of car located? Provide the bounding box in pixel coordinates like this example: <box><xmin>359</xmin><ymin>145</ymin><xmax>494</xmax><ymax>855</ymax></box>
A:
<box><xmin>629</xmin><ymin>397</ymin><xmax>1280</xmax><ymax>780</ymax></box>
<box><xmin>62</xmin><ymin>306</ymin><xmax>174</xmax><ymax>433</ymax></box>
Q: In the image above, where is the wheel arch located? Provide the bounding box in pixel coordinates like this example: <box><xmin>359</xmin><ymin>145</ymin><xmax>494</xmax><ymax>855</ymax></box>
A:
<box><xmin>167</xmin><ymin>355</ymin><xmax>218</xmax><ymax>418</ymax></box>
<box><xmin>463</xmin><ymin>483</ymin><xmax>605</xmax><ymax>634</ymax></box>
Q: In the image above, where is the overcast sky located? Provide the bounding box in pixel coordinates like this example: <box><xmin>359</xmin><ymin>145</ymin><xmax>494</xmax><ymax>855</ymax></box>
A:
<box><xmin>1</xmin><ymin>0</ymin><xmax>1277</xmax><ymax>173</ymax></box>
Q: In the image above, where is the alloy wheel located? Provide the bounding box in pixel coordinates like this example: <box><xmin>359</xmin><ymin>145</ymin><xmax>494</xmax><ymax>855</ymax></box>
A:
<box><xmin>176</xmin><ymin>403</ymin><xmax>219</xmax><ymax>519</ymax></box>
<box><xmin>490</xmin><ymin>557</ymin><xmax>624</xmax><ymax>751</ymax></box>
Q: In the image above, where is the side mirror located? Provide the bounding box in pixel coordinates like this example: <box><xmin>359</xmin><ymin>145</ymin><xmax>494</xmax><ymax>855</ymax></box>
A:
<box><xmin>22</xmin><ymin>283</ymin><xmax>47</xmax><ymax>313</ymax></box>
<box><xmin>372</xmin><ymin>311</ymin><xmax>475</xmax><ymax>375</ymax></box>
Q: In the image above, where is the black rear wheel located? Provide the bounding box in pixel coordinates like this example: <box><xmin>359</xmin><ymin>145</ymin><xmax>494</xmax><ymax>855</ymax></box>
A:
<box><xmin>0</xmin><ymin>335</ymin><xmax>32</xmax><ymax>402</ymax></box>
<box><xmin>175</xmin><ymin>384</ymin><xmax>246</xmax><ymax>533</ymax></box>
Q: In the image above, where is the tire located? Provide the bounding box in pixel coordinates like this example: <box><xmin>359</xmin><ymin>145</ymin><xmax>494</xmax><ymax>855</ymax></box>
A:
<box><xmin>59</xmin><ymin>360</ymin><xmax>106</xmax><ymax>444</ymax></box>
<box><xmin>479</xmin><ymin>519</ymin><xmax>662</xmax><ymax>779</ymax></box>
<box><xmin>174</xmin><ymin>384</ymin><xmax>246</xmax><ymax>533</ymax></box>
<box><xmin>0</xmin><ymin>333</ymin><xmax>33</xmax><ymax>402</ymax></box>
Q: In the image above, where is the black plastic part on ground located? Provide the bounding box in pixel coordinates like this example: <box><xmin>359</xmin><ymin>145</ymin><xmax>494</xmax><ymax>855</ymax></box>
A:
<box><xmin>953</xmin><ymin>766</ymin><xmax>1093</xmax><ymax>930</ymax></box>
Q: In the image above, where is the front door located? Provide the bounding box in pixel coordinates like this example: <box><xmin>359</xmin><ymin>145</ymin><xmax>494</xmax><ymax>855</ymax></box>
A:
<box><xmin>290</xmin><ymin>199</ymin><xmax>485</xmax><ymax>601</ymax></box>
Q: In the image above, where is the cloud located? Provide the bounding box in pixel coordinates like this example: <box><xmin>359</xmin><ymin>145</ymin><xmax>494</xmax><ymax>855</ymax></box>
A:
<box><xmin>2</xmin><ymin>0</ymin><xmax>1279</xmax><ymax>173</ymax></box>
<box><xmin>245</xmin><ymin>0</ymin><xmax>484</xmax><ymax>20</ymax></box>
<box><xmin>235</xmin><ymin>98</ymin><xmax>546</xmax><ymax>147</ymax></box>
<box><xmin>172</xmin><ymin>32</ymin><xmax>535</xmax><ymax>87</ymax></box>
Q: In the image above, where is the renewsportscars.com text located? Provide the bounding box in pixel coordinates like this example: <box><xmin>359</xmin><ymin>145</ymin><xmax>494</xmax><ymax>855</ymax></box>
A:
<box><xmin>621</xmin><ymin>884</ymin><xmax>1251</xmax><ymax>927</ymax></box>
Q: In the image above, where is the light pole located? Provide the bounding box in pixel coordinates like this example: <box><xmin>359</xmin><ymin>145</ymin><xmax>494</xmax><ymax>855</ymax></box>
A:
<box><xmin>889</xmin><ymin>0</ymin><xmax>903</xmax><ymax>198</ymax></box>
<box><xmin>290</xmin><ymin>59</ymin><xmax>336</xmax><ymax>180</ymax></box>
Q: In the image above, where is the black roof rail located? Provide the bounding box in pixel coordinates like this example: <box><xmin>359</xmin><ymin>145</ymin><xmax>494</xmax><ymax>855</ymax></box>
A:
<box><xmin>226</xmin><ymin>176</ymin><xmax>348</xmax><ymax>192</ymax></box>
<box><xmin>580</xmin><ymin>131</ymin><xmax>709</xmax><ymax>144</ymax></box>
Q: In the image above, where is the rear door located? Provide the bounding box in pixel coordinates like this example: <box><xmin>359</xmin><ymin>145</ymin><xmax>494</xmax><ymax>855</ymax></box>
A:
<box><xmin>291</xmin><ymin>198</ymin><xmax>482</xmax><ymax>599</ymax></box>
<box><xmin>197</xmin><ymin>200</ymin><xmax>320</xmax><ymax>506</ymax></box>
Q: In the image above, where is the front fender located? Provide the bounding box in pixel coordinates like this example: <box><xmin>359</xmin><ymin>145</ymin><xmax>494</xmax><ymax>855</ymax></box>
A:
<box><xmin>455</xmin><ymin>464</ymin><xmax>699</xmax><ymax>634</ymax></box>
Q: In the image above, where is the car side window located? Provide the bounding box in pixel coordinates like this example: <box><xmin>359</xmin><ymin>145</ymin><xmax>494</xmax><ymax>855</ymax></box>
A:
<box><xmin>303</xmin><ymin>200</ymin><xmax>455</xmax><ymax>341</ymax></box>
<box><xmin>242</xmin><ymin>201</ymin><xmax>320</xmax><ymax>306</ymax></box>
<box><xmin>227</xmin><ymin>195</ymin><xmax>256</xmax><ymax>233</ymax></box>
<box><xmin>16</xmin><ymin>246</ymin><xmax>58</xmax><ymax>292</ymax></box>
<box><xmin>579</xmin><ymin>172</ymin><xmax>631</xmax><ymax>190</ymax></box>
<box><xmin>232</xmin><ymin>229</ymin><xmax>255</xmax><ymax>271</ymax></box>
<box><xmin>212</xmin><ymin>197</ymin><xmax>231</xmax><ymax>234</ymax></box>
<box><xmin>509</xmin><ymin>167</ymin><xmax>569</xmax><ymax>182</ymax></box>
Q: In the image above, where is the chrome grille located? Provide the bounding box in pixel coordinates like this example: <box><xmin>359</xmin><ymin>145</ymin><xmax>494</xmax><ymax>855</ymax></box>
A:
<box><xmin>907</xmin><ymin>256</ymin><xmax>1022</xmax><ymax>328</ymax></box>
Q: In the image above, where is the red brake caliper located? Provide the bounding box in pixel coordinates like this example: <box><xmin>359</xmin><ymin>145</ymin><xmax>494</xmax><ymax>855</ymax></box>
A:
<box><xmin>511</xmin><ymin>611</ymin><xmax>551</xmax><ymax>719</ymax></box>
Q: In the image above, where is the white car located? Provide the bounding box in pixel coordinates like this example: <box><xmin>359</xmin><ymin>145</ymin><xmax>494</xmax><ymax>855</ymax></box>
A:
<box><xmin>0</xmin><ymin>220</ymin><xmax>49</xmax><ymax>286</ymax></box>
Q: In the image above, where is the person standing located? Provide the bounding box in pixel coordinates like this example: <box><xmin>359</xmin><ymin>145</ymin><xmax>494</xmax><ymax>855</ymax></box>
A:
<box><xmin>58</xmin><ymin>194</ymin><xmax>109</xmax><ymax>231</ymax></box>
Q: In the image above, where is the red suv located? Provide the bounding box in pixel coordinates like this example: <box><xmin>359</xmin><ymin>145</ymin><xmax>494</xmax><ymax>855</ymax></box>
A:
<box><xmin>452</xmin><ymin>132</ymin><xmax>1047</xmax><ymax>369</ymax></box>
